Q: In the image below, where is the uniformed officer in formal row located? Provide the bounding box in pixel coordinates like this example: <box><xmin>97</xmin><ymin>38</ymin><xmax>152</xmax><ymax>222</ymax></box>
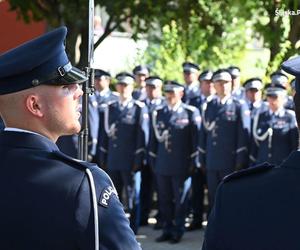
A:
<box><xmin>202</xmin><ymin>55</ymin><xmax>300</xmax><ymax>250</ymax></box>
<box><xmin>149</xmin><ymin>80</ymin><xmax>201</xmax><ymax>243</ymax></box>
<box><xmin>243</xmin><ymin>78</ymin><xmax>268</xmax><ymax>151</ymax></box>
<box><xmin>132</xmin><ymin>65</ymin><xmax>150</xmax><ymax>101</ymax></box>
<box><xmin>228</xmin><ymin>66</ymin><xmax>245</xmax><ymax>100</ymax></box>
<box><xmin>100</xmin><ymin>72</ymin><xmax>149</xmax><ymax>234</ymax></box>
<box><xmin>243</xmin><ymin>78</ymin><xmax>266</xmax><ymax>116</ymax></box>
<box><xmin>0</xmin><ymin>26</ymin><xmax>140</xmax><ymax>250</ymax></box>
<box><xmin>182</xmin><ymin>62</ymin><xmax>201</xmax><ymax>104</ymax></box>
<box><xmin>140</xmin><ymin>76</ymin><xmax>165</xmax><ymax>226</ymax></box>
<box><xmin>270</xmin><ymin>70</ymin><xmax>295</xmax><ymax>110</ymax></box>
<box><xmin>186</xmin><ymin>70</ymin><xmax>215</xmax><ymax>231</ymax></box>
<box><xmin>199</xmin><ymin>69</ymin><xmax>249</xmax><ymax>209</ymax></box>
<box><xmin>91</xmin><ymin>69</ymin><xmax>119</xmax><ymax>166</ymax></box>
<box><xmin>250</xmin><ymin>83</ymin><xmax>298</xmax><ymax>166</ymax></box>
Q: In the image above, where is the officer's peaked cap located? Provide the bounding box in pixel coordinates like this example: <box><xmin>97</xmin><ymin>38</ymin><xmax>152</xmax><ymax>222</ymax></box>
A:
<box><xmin>270</xmin><ymin>70</ymin><xmax>288</xmax><ymax>86</ymax></box>
<box><xmin>199</xmin><ymin>70</ymin><xmax>213</xmax><ymax>81</ymax></box>
<box><xmin>281</xmin><ymin>56</ymin><xmax>300</xmax><ymax>93</ymax></box>
<box><xmin>145</xmin><ymin>76</ymin><xmax>163</xmax><ymax>87</ymax></box>
<box><xmin>116</xmin><ymin>72</ymin><xmax>135</xmax><ymax>85</ymax></box>
<box><xmin>182</xmin><ymin>62</ymin><xmax>200</xmax><ymax>73</ymax></box>
<box><xmin>164</xmin><ymin>80</ymin><xmax>184</xmax><ymax>92</ymax></box>
<box><xmin>212</xmin><ymin>69</ymin><xmax>232</xmax><ymax>82</ymax></box>
<box><xmin>265</xmin><ymin>83</ymin><xmax>286</xmax><ymax>96</ymax></box>
<box><xmin>244</xmin><ymin>77</ymin><xmax>263</xmax><ymax>90</ymax></box>
<box><xmin>94</xmin><ymin>69</ymin><xmax>111</xmax><ymax>78</ymax></box>
<box><xmin>227</xmin><ymin>66</ymin><xmax>240</xmax><ymax>78</ymax></box>
<box><xmin>0</xmin><ymin>26</ymin><xmax>87</xmax><ymax>95</ymax></box>
<box><xmin>133</xmin><ymin>65</ymin><xmax>150</xmax><ymax>75</ymax></box>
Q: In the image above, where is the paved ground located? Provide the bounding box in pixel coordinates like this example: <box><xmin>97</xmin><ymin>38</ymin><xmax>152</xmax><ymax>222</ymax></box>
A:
<box><xmin>136</xmin><ymin>222</ymin><xmax>205</xmax><ymax>250</ymax></box>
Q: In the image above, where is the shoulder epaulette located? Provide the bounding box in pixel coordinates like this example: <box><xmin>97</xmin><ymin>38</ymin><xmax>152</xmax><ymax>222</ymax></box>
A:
<box><xmin>239</xmin><ymin>99</ymin><xmax>246</xmax><ymax>105</ymax></box>
<box><xmin>206</xmin><ymin>95</ymin><xmax>214</xmax><ymax>103</ymax></box>
<box><xmin>154</xmin><ymin>105</ymin><xmax>164</xmax><ymax>112</ymax></box>
<box><xmin>183</xmin><ymin>103</ymin><xmax>197</xmax><ymax>112</ymax></box>
<box><xmin>52</xmin><ymin>150</ymin><xmax>91</xmax><ymax>171</ymax></box>
<box><xmin>286</xmin><ymin>109</ymin><xmax>296</xmax><ymax>117</ymax></box>
<box><xmin>223</xmin><ymin>163</ymin><xmax>274</xmax><ymax>183</ymax></box>
<box><xmin>112</xmin><ymin>91</ymin><xmax>120</xmax><ymax>97</ymax></box>
<box><xmin>134</xmin><ymin>100</ymin><xmax>145</xmax><ymax>108</ymax></box>
<box><xmin>107</xmin><ymin>99</ymin><xmax>118</xmax><ymax>106</ymax></box>
<box><xmin>100</xmin><ymin>103</ymin><xmax>108</xmax><ymax>108</ymax></box>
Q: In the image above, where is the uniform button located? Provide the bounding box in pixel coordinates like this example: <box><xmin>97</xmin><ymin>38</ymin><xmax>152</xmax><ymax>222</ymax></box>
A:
<box><xmin>268</xmin><ymin>153</ymin><xmax>272</xmax><ymax>158</ymax></box>
<box><xmin>113</xmin><ymin>144</ymin><xmax>117</xmax><ymax>148</ymax></box>
<box><xmin>216</xmin><ymin>118</ymin><xmax>219</xmax><ymax>121</ymax></box>
<box><xmin>213</xmin><ymin>142</ymin><xmax>217</xmax><ymax>146</ymax></box>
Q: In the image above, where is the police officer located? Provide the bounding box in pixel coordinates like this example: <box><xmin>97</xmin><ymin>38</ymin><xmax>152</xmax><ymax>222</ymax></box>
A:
<box><xmin>140</xmin><ymin>76</ymin><xmax>165</xmax><ymax>226</ymax></box>
<box><xmin>243</xmin><ymin>78</ymin><xmax>268</xmax><ymax>159</ymax></box>
<box><xmin>0</xmin><ymin>27</ymin><xmax>140</xmax><ymax>250</ymax></box>
<box><xmin>199</xmin><ymin>69</ymin><xmax>248</xmax><ymax>209</ymax></box>
<box><xmin>270</xmin><ymin>70</ymin><xmax>294</xmax><ymax>110</ymax></box>
<box><xmin>187</xmin><ymin>70</ymin><xmax>215</xmax><ymax>231</ymax></box>
<box><xmin>250</xmin><ymin>83</ymin><xmax>298</xmax><ymax>166</ymax></box>
<box><xmin>244</xmin><ymin>78</ymin><xmax>266</xmax><ymax>116</ymax></box>
<box><xmin>182</xmin><ymin>62</ymin><xmax>201</xmax><ymax>104</ymax></box>
<box><xmin>132</xmin><ymin>65</ymin><xmax>150</xmax><ymax>101</ymax></box>
<box><xmin>202</xmin><ymin>55</ymin><xmax>300</xmax><ymax>250</ymax></box>
<box><xmin>100</xmin><ymin>72</ymin><xmax>149</xmax><ymax>234</ymax></box>
<box><xmin>149</xmin><ymin>81</ymin><xmax>201</xmax><ymax>243</ymax></box>
<box><xmin>189</xmin><ymin>70</ymin><xmax>215</xmax><ymax>111</ymax></box>
<box><xmin>228</xmin><ymin>66</ymin><xmax>245</xmax><ymax>100</ymax></box>
<box><xmin>92</xmin><ymin>69</ymin><xmax>119</xmax><ymax>166</ymax></box>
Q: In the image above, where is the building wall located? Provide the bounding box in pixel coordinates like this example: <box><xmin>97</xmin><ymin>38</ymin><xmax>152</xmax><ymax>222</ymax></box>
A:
<box><xmin>0</xmin><ymin>0</ymin><xmax>46</xmax><ymax>53</ymax></box>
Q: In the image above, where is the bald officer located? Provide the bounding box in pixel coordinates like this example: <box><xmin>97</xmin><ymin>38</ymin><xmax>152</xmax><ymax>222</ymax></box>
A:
<box><xmin>0</xmin><ymin>27</ymin><xmax>140</xmax><ymax>250</ymax></box>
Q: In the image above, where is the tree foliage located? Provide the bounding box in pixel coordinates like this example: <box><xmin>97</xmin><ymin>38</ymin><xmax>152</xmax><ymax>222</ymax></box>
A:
<box><xmin>6</xmin><ymin>0</ymin><xmax>300</xmax><ymax>77</ymax></box>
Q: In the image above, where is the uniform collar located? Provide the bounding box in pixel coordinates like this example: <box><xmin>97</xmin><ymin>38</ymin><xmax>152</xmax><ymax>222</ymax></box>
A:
<box><xmin>246</xmin><ymin>99</ymin><xmax>262</xmax><ymax>108</ymax></box>
<box><xmin>269</xmin><ymin>107</ymin><xmax>285</xmax><ymax>117</ymax></box>
<box><xmin>216</xmin><ymin>94</ymin><xmax>231</xmax><ymax>105</ymax></box>
<box><xmin>201</xmin><ymin>94</ymin><xmax>213</xmax><ymax>101</ymax></box>
<box><xmin>168</xmin><ymin>100</ymin><xmax>182</xmax><ymax>112</ymax></box>
<box><xmin>146</xmin><ymin>97</ymin><xmax>162</xmax><ymax>105</ymax></box>
<box><xmin>253</xmin><ymin>100</ymin><xmax>262</xmax><ymax>108</ymax></box>
<box><xmin>119</xmin><ymin>97</ymin><xmax>133</xmax><ymax>108</ymax></box>
<box><xmin>5</xmin><ymin>127</ymin><xmax>43</xmax><ymax>136</ymax></box>
<box><xmin>0</xmin><ymin>130</ymin><xmax>59</xmax><ymax>152</ymax></box>
<box><xmin>186</xmin><ymin>81</ymin><xmax>199</xmax><ymax>91</ymax></box>
<box><xmin>99</xmin><ymin>88</ymin><xmax>111</xmax><ymax>97</ymax></box>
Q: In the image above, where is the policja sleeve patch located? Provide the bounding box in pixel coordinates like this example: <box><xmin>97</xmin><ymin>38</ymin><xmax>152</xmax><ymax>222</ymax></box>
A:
<box><xmin>98</xmin><ymin>186</ymin><xmax>118</xmax><ymax>208</ymax></box>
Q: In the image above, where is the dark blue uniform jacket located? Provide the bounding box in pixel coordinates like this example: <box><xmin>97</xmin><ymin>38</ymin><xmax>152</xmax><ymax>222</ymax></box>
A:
<box><xmin>0</xmin><ymin>131</ymin><xmax>140</xmax><ymax>250</ymax></box>
<box><xmin>203</xmin><ymin>150</ymin><xmax>300</xmax><ymax>250</ymax></box>
<box><xmin>199</xmin><ymin>96</ymin><xmax>248</xmax><ymax>170</ymax></box>
<box><xmin>100</xmin><ymin>100</ymin><xmax>149</xmax><ymax>171</ymax></box>
<box><xmin>149</xmin><ymin>102</ymin><xmax>201</xmax><ymax>176</ymax></box>
<box><xmin>250</xmin><ymin>108</ymin><xmax>298</xmax><ymax>165</ymax></box>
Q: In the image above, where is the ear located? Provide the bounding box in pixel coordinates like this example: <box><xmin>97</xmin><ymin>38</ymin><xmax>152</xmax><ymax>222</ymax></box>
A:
<box><xmin>25</xmin><ymin>94</ymin><xmax>44</xmax><ymax>118</ymax></box>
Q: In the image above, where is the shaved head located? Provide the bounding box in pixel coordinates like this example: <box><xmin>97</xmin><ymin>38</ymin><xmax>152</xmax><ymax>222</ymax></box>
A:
<box><xmin>0</xmin><ymin>84</ymin><xmax>83</xmax><ymax>141</ymax></box>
